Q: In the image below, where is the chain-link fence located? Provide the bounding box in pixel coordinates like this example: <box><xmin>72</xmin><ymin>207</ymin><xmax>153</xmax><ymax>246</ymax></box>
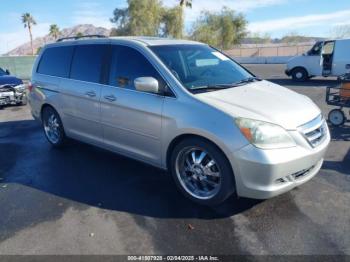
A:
<box><xmin>225</xmin><ymin>44</ymin><xmax>313</xmax><ymax>57</ymax></box>
<box><xmin>0</xmin><ymin>56</ymin><xmax>36</xmax><ymax>80</ymax></box>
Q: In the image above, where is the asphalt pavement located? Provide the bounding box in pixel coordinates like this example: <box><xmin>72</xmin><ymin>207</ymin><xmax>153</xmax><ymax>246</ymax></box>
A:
<box><xmin>0</xmin><ymin>64</ymin><xmax>349</xmax><ymax>255</ymax></box>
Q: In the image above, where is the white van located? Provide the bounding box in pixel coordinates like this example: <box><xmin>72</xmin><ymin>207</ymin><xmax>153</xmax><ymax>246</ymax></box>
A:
<box><xmin>285</xmin><ymin>39</ymin><xmax>350</xmax><ymax>81</ymax></box>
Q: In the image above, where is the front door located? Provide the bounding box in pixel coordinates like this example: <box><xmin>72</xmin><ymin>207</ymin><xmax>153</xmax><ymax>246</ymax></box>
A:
<box><xmin>101</xmin><ymin>45</ymin><xmax>166</xmax><ymax>165</ymax></box>
<box><xmin>304</xmin><ymin>41</ymin><xmax>323</xmax><ymax>76</ymax></box>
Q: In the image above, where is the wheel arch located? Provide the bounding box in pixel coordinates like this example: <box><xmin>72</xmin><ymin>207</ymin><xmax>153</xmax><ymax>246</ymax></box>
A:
<box><xmin>40</xmin><ymin>103</ymin><xmax>56</xmax><ymax>120</ymax></box>
<box><xmin>291</xmin><ymin>66</ymin><xmax>309</xmax><ymax>76</ymax></box>
<box><xmin>165</xmin><ymin>133</ymin><xmax>233</xmax><ymax>173</ymax></box>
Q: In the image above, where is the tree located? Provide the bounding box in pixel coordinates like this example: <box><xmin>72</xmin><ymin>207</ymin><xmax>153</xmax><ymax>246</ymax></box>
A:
<box><xmin>110</xmin><ymin>7</ymin><xmax>130</xmax><ymax>36</ymax></box>
<box><xmin>331</xmin><ymin>25</ymin><xmax>350</xmax><ymax>39</ymax></box>
<box><xmin>162</xmin><ymin>6</ymin><xmax>183</xmax><ymax>38</ymax></box>
<box><xmin>177</xmin><ymin>0</ymin><xmax>192</xmax><ymax>37</ymax></box>
<box><xmin>21</xmin><ymin>13</ymin><xmax>37</xmax><ymax>55</ymax></box>
<box><xmin>49</xmin><ymin>24</ymin><xmax>60</xmax><ymax>40</ymax></box>
<box><xmin>76</xmin><ymin>32</ymin><xmax>84</xmax><ymax>38</ymax></box>
<box><xmin>36</xmin><ymin>46</ymin><xmax>42</xmax><ymax>55</ymax></box>
<box><xmin>248</xmin><ymin>32</ymin><xmax>271</xmax><ymax>45</ymax></box>
<box><xmin>110</xmin><ymin>0</ymin><xmax>163</xmax><ymax>36</ymax></box>
<box><xmin>179</xmin><ymin>0</ymin><xmax>192</xmax><ymax>8</ymax></box>
<box><xmin>190</xmin><ymin>7</ymin><xmax>247</xmax><ymax>49</ymax></box>
<box><xmin>280</xmin><ymin>32</ymin><xmax>305</xmax><ymax>44</ymax></box>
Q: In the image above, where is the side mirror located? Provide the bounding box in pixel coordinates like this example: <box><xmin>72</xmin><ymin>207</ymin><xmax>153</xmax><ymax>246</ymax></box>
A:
<box><xmin>5</xmin><ymin>69</ymin><xmax>10</xmax><ymax>75</ymax></box>
<box><xmin>134</xmin><ymin>77</ymin><xmax>159</xmax><ymax>94</ymax></box>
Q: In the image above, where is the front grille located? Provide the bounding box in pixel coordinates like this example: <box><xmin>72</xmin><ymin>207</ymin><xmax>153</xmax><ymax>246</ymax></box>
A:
<box><xmin>298</xmin><ymin>115</ymin><xmax>327</xmax><ymax>148</ymax></box>
<box><xmin>291</xmin><ymin>165</ymin><xmax>315</xmax><ymax>180</ymax></box>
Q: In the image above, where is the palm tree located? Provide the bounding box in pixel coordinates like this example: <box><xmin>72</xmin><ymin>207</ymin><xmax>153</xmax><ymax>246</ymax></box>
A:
<box><xmin>21</xmin><ymin>13</ymin><xmax>37</xmax><ymax>55</ymax></box>
<box><xmin>179</xmin><ymin>0</ymin><xmax>192</xmax><ymax>8</ymax></box>
<box><xmin>178</xmin><ymin>0</ymin><xmax>192</xmax><ymax>37</ymax></box>
<box><xmin>49</xmin><ymin>24</ymin><xmax>60</xmax><ymax>40</ymax></box>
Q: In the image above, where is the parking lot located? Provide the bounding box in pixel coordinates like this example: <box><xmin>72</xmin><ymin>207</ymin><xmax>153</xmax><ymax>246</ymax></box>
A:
<box><xmin>0</xmin><ymin>64</ymin><xmax>349</xmax><ymax>255</ymax></box>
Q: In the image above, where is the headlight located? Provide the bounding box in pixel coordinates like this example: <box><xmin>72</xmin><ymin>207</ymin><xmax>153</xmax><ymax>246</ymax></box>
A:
<box><xmin>235</xmin><ymin>118</ymin><xmax>296</xmax><ymax>149</ymax></box>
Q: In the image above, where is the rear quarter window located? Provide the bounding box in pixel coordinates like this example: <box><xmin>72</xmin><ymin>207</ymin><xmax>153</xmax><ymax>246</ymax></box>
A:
<box><xmin>37</xmin><ymin>46</ymin><xmax>74</xmax><ymax>77</ymax></box>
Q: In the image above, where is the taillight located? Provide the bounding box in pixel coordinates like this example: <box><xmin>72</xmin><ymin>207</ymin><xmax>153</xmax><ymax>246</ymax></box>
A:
<box><xmin>28</xmin><ymin>82</ymin><xmax>33</xmax><ymax>92</ymax></box>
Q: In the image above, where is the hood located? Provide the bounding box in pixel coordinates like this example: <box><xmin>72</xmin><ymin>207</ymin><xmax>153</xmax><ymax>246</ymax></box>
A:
<box><xmin>196</xmin><ymin>80</ymin><xmax>321</xmax><ymax>130</ymax></box>
<box><xmin>286</xmin><ymin>55</ymin><xmax>308</xmax><ymax>69</ymax></box>
<box><xmin>0</xmin><ymin>75</ymin><xmax>23</xmax><ymax>86</ymax></box>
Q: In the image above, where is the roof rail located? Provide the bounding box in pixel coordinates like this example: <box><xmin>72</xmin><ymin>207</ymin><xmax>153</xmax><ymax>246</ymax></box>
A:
<box><xmin>56</xmin><ymin>35</ymin><xmax>107</xmax><ymax>42</ymax></box>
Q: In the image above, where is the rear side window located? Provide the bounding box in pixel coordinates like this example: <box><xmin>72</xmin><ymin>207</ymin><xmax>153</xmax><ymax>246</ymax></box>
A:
<box><xmin>70</xmin><ymin>44</ymin><xmax>108</xmax><ymax>83</ymax></box>
<box><xmin>37</xmin><ymin>46</ymin><xmax>74</xmax><ymax>77</ymax></box>
<box><xmin>109</xmin><ymin>45</ymin><xmax>165</xmax><ymax>90</ymax></box>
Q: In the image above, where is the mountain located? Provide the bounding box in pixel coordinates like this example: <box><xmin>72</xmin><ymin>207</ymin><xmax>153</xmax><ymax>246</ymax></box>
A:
<box><xmin>6</xmin><ymin>24</ymin><xmax>111</xmax><ymax>56</ymax></box>
<box><xmin>6</xmin><ymin>23</ymin><xmax>326</xmax><ymax>55</ymax></box>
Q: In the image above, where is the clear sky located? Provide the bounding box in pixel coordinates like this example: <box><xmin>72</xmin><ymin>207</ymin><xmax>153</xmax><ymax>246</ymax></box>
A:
<box><xmin>1</xmin><ymin>0</ymin><xmax>350</xmax><ymax>54</ymax></box>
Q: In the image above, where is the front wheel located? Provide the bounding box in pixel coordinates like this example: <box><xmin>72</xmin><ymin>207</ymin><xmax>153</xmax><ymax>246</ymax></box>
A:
<box><xmin>328</xmin><ymin>109</ymin><xmax>346</xmax><ymax>126</ymax></box>
<box><xmin>291</xmin><ymin>67</ymin><xmax>308</xmax><ymax>82</ymax></box>
<box><xmin>170</xmin><ymin>138</ymin><xmax>235</xmax><ymax>206</ymax></box>
<box><xmin>42</xmin><ymin>106</ymin><xmax>67</xmax><ymax>147</ymax></box>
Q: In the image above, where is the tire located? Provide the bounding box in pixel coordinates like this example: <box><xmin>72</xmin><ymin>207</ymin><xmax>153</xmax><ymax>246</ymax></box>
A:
<box><xmin>42</xmin><ymin>106</ymin><xmax>67</xmax><ymax>147</ymax></box>
<box><xmin>291</xmin><ymin>67</ymin><xmax>308</xmax><ymax>82</ymax></box>
<box><xmin>170</xmin><ymin>137</ymin><xmax>235</xmax><ymax>206</ymax></box>
<box><xmin>328</xmin><ymin>109</ymin><xmax>346</xmax><ymax>126</ymax></box>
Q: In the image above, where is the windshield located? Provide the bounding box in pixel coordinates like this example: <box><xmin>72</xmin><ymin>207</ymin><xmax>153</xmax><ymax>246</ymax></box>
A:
<box><xmin>0</xmin><ymin>68</ymin><xmax>6</xmax><ymax>76</ymax></box>
<box><xmin>307</xmin><ymin>41</ymin><xmax>323</xmax><ymax>56</ymax></box>
<box><xmin>150</xmin><ymin>45</ymin><xmax>253</xmax><ymax>91</ymax></box>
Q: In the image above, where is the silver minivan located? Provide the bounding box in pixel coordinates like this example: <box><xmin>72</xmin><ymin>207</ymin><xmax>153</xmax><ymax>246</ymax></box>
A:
<box><xmin>29</xmin><ymin>36</ymin><xmax>330</xmax><ymax>206</ymax></box>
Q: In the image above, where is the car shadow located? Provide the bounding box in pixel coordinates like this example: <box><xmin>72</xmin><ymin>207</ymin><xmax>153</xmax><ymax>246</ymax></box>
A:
<box><xmin>0</xmin><ymin>119</ymin><xmax>261</xmax><ymax>219</ymax></box>
<box><xmin>323</xmin><ymin>148</ymin><xmax>350</xmax><ymax>174</ymax></box>
<box><xmin>323</xmin><ymin>122</ymin><xmax>350</xmax><ymax>175</ymax></box>
<box><xmin>328</xmin><ymin>121</ymin><xmax>350</xmax><ymax>142</ymax></box>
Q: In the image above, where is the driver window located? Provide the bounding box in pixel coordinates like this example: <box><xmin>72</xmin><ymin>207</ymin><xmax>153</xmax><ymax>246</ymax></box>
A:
<box><xmin>308</xmin><ymin>42</ymin><xmax>322</xmax><ymax>56</ymax></box>
<box><xmin>109</xmin><ymin>45</ymin><xmax>166</xmax><ymax>92</ymax></box>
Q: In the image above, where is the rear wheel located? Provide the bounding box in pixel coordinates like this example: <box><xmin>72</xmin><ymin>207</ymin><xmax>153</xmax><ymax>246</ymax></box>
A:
<box><xmin>42</xmin><ymin>106</ymin><xmax>67</xmax><ymax>147</ymax></box>
<box><xmin>328</xmin><ymin>109</ymin><xmax>346</xmax><ymax>126</ymax></box>
<box><xmin>170</xmin><ymin>138</ymin><xmax>235</xmax><ymax>206</ymax></box>
<box><xmin>291</xmin><ymin>67</ymin><xmax>308</xmax><ymax>82</ymax></box>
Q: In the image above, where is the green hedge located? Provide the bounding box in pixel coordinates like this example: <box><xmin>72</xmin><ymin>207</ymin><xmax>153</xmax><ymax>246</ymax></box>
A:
<box><xmin>0</xmin><ymin>56</ymin><xmax>36</xmax><ymax>80</ymax></box>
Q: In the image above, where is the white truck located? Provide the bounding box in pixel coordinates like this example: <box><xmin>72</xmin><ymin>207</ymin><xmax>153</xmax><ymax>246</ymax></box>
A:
<box><xmin>285</xmin><ymin>39</ymin><xmax>350</xmax><ymax>81</ymax></box>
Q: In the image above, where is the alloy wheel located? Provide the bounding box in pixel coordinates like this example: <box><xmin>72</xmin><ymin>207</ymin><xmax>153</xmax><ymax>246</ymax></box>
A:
<box><xmin>44</xmin><ymin>113</ymin><xmax>61</xmax><ymax>144</ymax></box>
<box><xmin>175</xmin><ymin>147</ymin><xmax>221</xmax><ymax>200</ymax></box>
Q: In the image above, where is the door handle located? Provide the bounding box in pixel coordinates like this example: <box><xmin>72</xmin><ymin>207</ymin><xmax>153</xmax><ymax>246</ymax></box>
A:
<box><xmin>85</xmin><ymin>91</ymin><xmax>96</xmax><ymax>97</ymax></box>
<box><xmin>104</xmin><ymin>94</ymin><xmax>117</xmax><ymax>102</ymax></box>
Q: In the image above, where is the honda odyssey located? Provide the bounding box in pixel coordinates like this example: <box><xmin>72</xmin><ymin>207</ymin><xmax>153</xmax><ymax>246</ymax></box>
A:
<box><xmin>29</xmin><ymin>36</ymin><xmax>330</xmax><ymax>206</ymax></box>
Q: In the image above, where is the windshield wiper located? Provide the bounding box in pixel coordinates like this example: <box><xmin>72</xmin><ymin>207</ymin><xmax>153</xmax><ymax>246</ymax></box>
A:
<box><xmin>191</xmin><ymin>84</ymin><xmax>234</xmax><ymax>91</ymax></box>
<box><xmin>191</xmin><ymin>77</ymin><xmax>262</xmax><ymax>93</ymax></box>
<box><xmin>234</xmin><ymin>76</ymin><xmax>262</xmax><ymax>85</ymax></box>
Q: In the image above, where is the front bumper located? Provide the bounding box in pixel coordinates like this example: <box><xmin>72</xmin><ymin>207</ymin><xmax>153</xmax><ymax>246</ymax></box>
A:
<box><xmin>230</xmin><ymin>128</ymin><xmax>330</xmax><ymax>199</ymax></box>
<box><xmin>0</xmin><ymin>84</ymin><xmax>26</xmax><ymax>106</ymax></box>
<box><xmin>0</xmin><ymin>98</ymin><xmax>6</xmax><ymax>106</ymax></box>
